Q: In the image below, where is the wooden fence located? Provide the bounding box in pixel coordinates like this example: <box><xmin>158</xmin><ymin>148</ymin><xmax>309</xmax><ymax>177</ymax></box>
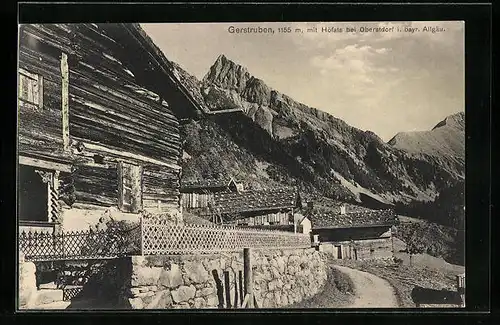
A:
<box><xmin>19</xmin><ymin>229</ymin><xmax>128</xmax><ymax>261</ymax></box>
<box><xmin>20</xmin><ymin>218</ymin><xmax>312</xmax><ymax>261</ymax></box>
<box><xmin>141</xmin><ymin>218</ymin><xmax>311</xmax><ymax>255</ymax></box>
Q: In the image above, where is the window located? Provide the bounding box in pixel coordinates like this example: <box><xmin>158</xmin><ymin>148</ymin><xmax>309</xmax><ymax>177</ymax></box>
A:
<box><xmin>118</xmin><ymin>162</ymin><xmax>143</xmax><ymax>213</ymax></box>
<box><xmin>19</xmin><ymin>68</ymin><xmax>43</xmax><ymax>109</ymax></box>
<box><xmin>19</xmin><ymin>165</ymin><xmax>49</xmax><ymax>222</ymax></box>
<box><xmin>18</xmin><ymin>165</ymin><xmax>60</xmax><ymax>224</ymax></box>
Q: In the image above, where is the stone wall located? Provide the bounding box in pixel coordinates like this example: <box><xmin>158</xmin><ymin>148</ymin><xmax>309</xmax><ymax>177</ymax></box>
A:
<box><xmin>252</xmin><ymin>248</ymin><xmax>327</xmax><ymax>308</ymax></box>
<box><xmin>124</xmin><ymin>248</ymin><xmax>327</xmax><ymax>309</ymax></box>
<box><xmin>18</xmin><ymin>253</ymin><xmax>37</xmax><ymax>309</ymax></box>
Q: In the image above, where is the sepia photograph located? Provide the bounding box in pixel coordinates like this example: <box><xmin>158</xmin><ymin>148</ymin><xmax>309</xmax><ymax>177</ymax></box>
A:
<box><xmin>17</xmin><ymin>21</ymin><xmax>465</xmax><ymax>310</ymax></box>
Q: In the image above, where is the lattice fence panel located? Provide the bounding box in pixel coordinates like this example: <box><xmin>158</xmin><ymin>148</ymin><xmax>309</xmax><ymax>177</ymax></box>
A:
<box><xmin>19</xmin><ymin>229</ymin><xmax>125</xmax><ymax>261</ymax></box>
<box><xmin>142</xmin><ymin>219</ymin><xmax>311</xmax><ymax>255</ymax></box>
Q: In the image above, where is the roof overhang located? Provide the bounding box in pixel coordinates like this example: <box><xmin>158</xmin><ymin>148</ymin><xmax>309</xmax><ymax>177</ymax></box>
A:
<box><xmin>312</xmin><ymin>223</ymin><xmax>395</xmax><ymax>230</ymax></box>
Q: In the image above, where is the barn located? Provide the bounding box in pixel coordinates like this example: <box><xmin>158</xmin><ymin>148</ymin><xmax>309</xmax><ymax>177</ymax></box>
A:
<box><xmin>310</xmin><ymin>207</ymin><xmax>398</xmax><ymax>260</ymax></box>
<box><xmin>17</xmin><ymin>24</ymin><xmax>203</xmax><ymax>232</ymax></box>
<box><xmin>209</xmin><ymin>187</ymin><xmax>304</xmax><ymax>231</ymax></box>
<box><xmin>180</xmin><ymin>177</ymin><xmax>243</xmax><ymax>213</ymax></box>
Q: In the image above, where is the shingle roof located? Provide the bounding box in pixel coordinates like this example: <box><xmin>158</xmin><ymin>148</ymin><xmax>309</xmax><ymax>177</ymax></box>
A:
<box><xmin>213</xmin><ymin>187</ymin><xmax>298</xmax><ymax>215</ymax></box>
<box><xmin>180</xmin><ymin>178</ymin><xmax>234</xmax><ymax>191</ymax></box>
<box><xmin>310</xmin><ymin>208</ymin><xmax>397</xmax><ymax>229</ymax></box>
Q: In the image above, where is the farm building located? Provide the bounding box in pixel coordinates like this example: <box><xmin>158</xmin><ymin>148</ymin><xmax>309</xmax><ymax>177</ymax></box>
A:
<box><xmin>209</xmin><ymin>187</ymin><xmax>303</xmax><ymax>231</ymax></box>
<box><xmin>18</xmin><ymin>23</ymin><xmax>204</xmax><ymax>232</ymax></box>
<box><xmin>180</xmin><ymin>177</ymin><xmax>243</xmax><ymax>211</ymax></box>
<box><xmin>310</xmin><ymin>207</ymin><xmax>398</xmax><ymax>260</ymax></box>
<box><xmin>293</xmin><ymin>213</ymin><xmax>312</xmax><ymax>235</ymax></box>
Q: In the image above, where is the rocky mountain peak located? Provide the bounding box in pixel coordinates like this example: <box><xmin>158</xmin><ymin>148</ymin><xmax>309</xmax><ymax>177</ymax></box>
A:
<box><xmin>432</xmin><ymin>111</ymin><xmax>465</xmax><ymax>131</ymax></box>
<box><xmin>203</xmin><ymin>54</ymin><xmax>251</xmax><ymax>93</ymax></box>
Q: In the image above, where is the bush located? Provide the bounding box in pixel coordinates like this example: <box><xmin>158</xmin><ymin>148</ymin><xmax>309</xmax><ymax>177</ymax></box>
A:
<box><xmin>393</xmin><ymin>257</ymin><xmax>404</xmax><ymax>266</ymax></box>
<box><xmin>331</xmin><ymin>268</ymin><xmax>354</xmax><ymax>294</ymax></box>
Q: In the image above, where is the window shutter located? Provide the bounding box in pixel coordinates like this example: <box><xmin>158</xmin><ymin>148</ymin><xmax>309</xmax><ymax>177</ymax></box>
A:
<box><xmin>19</xmin><ymin>69</ymin><xmax>42</xmax><ymax>108</ymax></box>
<box><xmin>118</xmin><ymin>162</ymin><xmax>143</xmax><ymax>213</ymax></box>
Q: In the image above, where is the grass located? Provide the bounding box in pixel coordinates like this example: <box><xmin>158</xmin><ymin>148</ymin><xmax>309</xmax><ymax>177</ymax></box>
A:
<box><xmin>289</xmin><ymin>259</ymin><xmax>355</xmax><ymax>308</ymax></box>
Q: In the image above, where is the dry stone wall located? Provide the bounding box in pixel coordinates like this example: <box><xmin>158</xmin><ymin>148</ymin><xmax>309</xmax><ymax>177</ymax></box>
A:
<box><xmin>124</xmin><ymin>247</ymin><xmax>327</xmax><ymax>309</ymax></box>
<box><xmin>18</xmin><ymin>253</ymin><xmax>37</xmax><ymax>309</ymax></box>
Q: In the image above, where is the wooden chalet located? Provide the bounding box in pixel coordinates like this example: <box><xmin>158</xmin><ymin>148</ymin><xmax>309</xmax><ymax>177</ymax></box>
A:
<box><xmin>180</xmin><ymin>177</ymin><xmax>243</xmax><ymax>211</ymax></box>
<box><xmin>18</xmin><ymin>24</ymin><xmax>203</xmax><ymax>232</ymax></box>
<box><xmin>309</xmin><ymin>207</ymin><xmax>397</xmax><ymax>260</ymax></box>
<box><xmin>210</xmin><ymin>187</ymin><xmax>301</xmax><ymax>227</ymax></box>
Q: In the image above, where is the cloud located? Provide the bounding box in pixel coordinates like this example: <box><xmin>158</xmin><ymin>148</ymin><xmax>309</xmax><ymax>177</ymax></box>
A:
<box><xmin>310</xmin><ymin>44</ymin><xmax>393</xmax><ymax>83</ymax></box>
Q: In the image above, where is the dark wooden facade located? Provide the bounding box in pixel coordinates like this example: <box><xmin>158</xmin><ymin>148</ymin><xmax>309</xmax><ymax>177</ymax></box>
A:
<box><xmin>210</xmin><ymin>188</ymin><xmax>301</xmax><ymax>226</ymax></box>
<box><xmin>180</xmin><ymin>178</ymin><xmax>241</xmax><ymax>211</ymax></box>
<box><xmin>18</xmin><ymin>24</ymin><xmax>198</xmax><ymax>229</ymax></box>
<box><xmin>310</xmin><ymin>209</ymin><xmax>397</xmax><ymax>260</ymax></box>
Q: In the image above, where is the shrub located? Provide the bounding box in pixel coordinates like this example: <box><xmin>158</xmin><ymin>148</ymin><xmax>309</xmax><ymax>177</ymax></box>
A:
<box><xmin>393</xmin><ymin>257</ymin><xmax>404</xmax><ymax>266</ymax></box>
<box><xmin>331</xmin><ymin>268</ymin><xmax>354</xmax><ymax>294</ymax></box>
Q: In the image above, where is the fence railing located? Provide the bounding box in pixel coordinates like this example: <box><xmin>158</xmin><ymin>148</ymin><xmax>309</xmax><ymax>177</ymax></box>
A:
<box><xmin>142</xmin><ymin>218</ymin><xmax>311</xmax><ymax>255</ymax></box>
<box><xmin>20</xmin><ymin>217</ymin><xmax>312</xmax><ymax>261</ymax></box>
<box><xmin>19</xmin><ymin>229</ymin><xmax>129</xmax><ymax>262</ymax></box>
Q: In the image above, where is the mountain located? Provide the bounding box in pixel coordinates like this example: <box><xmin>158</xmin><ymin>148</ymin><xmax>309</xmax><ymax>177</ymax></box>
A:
<box><xmin>174</xmin><ymin>54</ymin><xmax>464</xmax><ymax>213</ymax></box>
<box><xmin>388</xmin><ymin>112</ymin><xmax>465</xmax><ymax>177</ymax></box>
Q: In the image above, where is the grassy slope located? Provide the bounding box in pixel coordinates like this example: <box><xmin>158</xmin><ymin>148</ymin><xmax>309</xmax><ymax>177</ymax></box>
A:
<box><xmin>395</xmin><ymin>218</ymin><xmax>465</xmax><ymax>266</ymax></box>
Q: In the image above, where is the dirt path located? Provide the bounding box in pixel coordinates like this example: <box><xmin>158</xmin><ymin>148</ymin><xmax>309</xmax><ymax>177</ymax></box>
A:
<box><xmin>334</xmin><ymin>265</ymin><xmax>398</xmax><ymax>308</ymax></box>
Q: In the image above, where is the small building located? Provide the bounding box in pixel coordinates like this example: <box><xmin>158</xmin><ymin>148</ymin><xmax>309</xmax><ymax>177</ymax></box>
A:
<box><xmin>294</xmin><ymin>213</ymin><xmax>312</xmax><ymax>235</ymax></box>
<box><xmin>17</xmin><ymin>24</ymin><xmax>204</xmax><ymax>232</ymax></box>
<box><xmin>310</xmin><ymin>208</ymin><xmax>398</xmax><ymax>260</ymax></box>
<box><xmin>180</xmin><ymin>177</ymin><xmax>243</xmax><ymax>212</ymax></box>
<box><xmin>211</xmin><ymin>187</ymin><xmax>301</xmax><ymax>228</ymax></box>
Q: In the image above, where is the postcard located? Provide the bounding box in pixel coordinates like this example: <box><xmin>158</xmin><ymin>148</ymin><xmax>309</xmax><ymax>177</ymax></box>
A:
<box><xmin>17</xmin><ymin>21</ymin><xmax>465</xmax><ymax>310</ymax></box>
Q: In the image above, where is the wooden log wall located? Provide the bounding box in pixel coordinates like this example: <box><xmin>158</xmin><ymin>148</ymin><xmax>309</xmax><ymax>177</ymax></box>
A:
<box><xmin>142</xmin><ymin>165</ymin><xmax>181</xmax><ymax>212</ymax></box>
<box><xmin>71</xmin><ymin>163</ymin><xmax>119</xmax><ymax>207</ymax></box>
<box><xmin>234</xmin><ymin>211</ymin><xmax>291</xmax><ymax>226</ymax></box>
<box><xmin>18</xmin><ymin>26</ymin><xmax>64</xmax><ymax>157</ymax></box>
<box><xmin>18</xmin><ymin>24</ymin><xmax>182</xmax><ymax>210</ymax></box>
<box><xmin>181</xmin><ymin>192</ymin><xmax>214</xmax><ymax>210</ymax></box>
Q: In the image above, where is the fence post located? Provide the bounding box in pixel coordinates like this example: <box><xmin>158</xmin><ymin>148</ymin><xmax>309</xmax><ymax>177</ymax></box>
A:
<box><xmin>61</xmin><ymin>230</ymin><xmax>64</xmax><ymax>259</ymax></box>
<box><xmin>140</xmin><ymin>215</ymin><xmax>144</xmax><ymax>256</ymax></box>
<box><xmin>243</xmin><ymin>247</ymin><xmax>254</xmax><ymax>308</ymax></box>
<box><xmin>223</xmin><ymin>271</ymin><xmax>231</xmax><ymax>308</ymax></box>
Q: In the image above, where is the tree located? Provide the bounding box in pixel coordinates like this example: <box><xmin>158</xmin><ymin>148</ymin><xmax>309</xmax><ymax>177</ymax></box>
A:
<box><xmin>398</xmin><ymin>223</ymin><xmax>426</xmax><ymax>266</ymax></box>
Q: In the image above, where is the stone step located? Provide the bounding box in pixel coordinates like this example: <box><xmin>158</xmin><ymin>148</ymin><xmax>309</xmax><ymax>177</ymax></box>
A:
<box><xmin>39</xmin><ymin>282</ymin><xmax>58</xmax><ymax>290</ymax></box>
<box><xmin>31</xmin><ymin>300</ymin><xmax>71</xmax><ymax>310</ymax></box>
<box><xmin>35</xmin><ymin>289</ymin><xmax>64</xmax><ymax>305</ymax></box>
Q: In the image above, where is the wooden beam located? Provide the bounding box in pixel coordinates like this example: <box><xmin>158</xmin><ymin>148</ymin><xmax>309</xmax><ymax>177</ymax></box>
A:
<box><xmin>61</xmin><ymin>52</ymin><xmax>70</xmax><ymax>151</ymax></box>
<box><xmin>243</xmin><ymin>248</ymin><xmax>254</xmax><ymax>308</ymax></box>
<box><xmin>38</xmin><ymin>74</ymin><xmax>44</xmax><ymax>110</ymax></box>
<box><xmin>238</xmin><ymin>270</ymin><xmax>244</xmax><ymax>307</ymax></box>
<box><xmin>79</xmin><ymin>141</ymin><xmax>181</xmax><ymax>170</ymax></box>
<box><xmin>224</xmin><ymin>271</ymin><xmax>231</xmax><ymax>308</ymax></box>
<box><xmin>19</xmin><ymin>156</ymin><xmax>71</xmax><ymax>172</ymax></box>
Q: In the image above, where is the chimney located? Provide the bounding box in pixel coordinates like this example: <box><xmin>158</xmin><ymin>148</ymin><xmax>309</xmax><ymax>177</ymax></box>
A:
<box><xmin>340</xmin><ymin>205</ymin><xmax>346</xmax><ymax>215</ymax></box>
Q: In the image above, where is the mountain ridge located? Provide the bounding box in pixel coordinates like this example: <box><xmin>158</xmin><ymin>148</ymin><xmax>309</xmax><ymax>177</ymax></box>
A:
<box><xmin>173</xmin><ymin>54</ymin><xmax>464</xmax><ymax>212</ymax></box>
<box><xmin>388</xmin><ymin>112</ymin><xmax>465</xmax><ymax>169</ymax></box>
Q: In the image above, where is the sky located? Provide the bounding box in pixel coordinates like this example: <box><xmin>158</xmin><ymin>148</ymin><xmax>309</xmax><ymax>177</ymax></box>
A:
<box><xmin>141</xmin><ymin>21</ymin><xmax>464</xmax><ymax>142</ymax></box>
